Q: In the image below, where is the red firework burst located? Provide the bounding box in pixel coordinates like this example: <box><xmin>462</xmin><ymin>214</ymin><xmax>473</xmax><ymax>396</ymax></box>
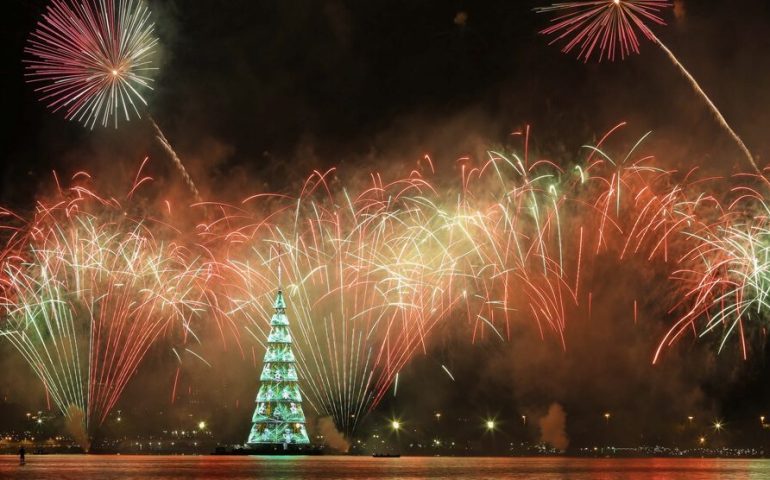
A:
<box><xmin>24</xmin><ymin>0</ymin><xmax>158</xmax><ymax>128</ymax></box>
<box><xmin>536</xmin><ymin>1</ymin><xmax>672</xmax><ymax>62</ymax></box>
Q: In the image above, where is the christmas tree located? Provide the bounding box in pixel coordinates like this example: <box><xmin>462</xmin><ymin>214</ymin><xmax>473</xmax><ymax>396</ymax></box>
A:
<box><xmin>247</xmin><ymin>287</ymin><xmax>310</xmax><ymax>445</ymax></box>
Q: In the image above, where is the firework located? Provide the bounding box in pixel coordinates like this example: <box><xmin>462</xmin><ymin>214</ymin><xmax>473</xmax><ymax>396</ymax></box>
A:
<box><xmin>536</xmin><ymin>0</ymin><xmax>757</xmax><ymax>172</ymax></box>
<box><xmin>151</xmin><ymin>118</ymin><xmax>202</xmax><ymax>202</ymax></box>
<box><xmin>0</xmin><ymin>130</ymin><xmax>705</xmax><ymax>439</ymax></box>
<box><xmin>655</xmin><ymin>207</ymin><xmax>770</xmax><ymax>363</ymax></box>
<box><xmin>0</xmin><ymin>171</ymin><xmax>213</xmax><ymax>441</ymax></box>
<box><xmin>24</xmin><ymin>0</ymin><xmax>200</xmax><ymax>199</ymax></box>
<box><xmin>25</xmin><ymin>0</ymin><xmax>158</xmax><ymax>128</ymax></box>
<box><xmin>203</xmin><ymin>172</ymin><xmax>473</xmax><ymax>435</ymax></box>
<box><xmin>4</xmin><ymin>129</ymin><xmax>750</xmax><ymax>437</ymax></box>
<box><xmin>536</xmin><ymin>0</ymin><xmax>670</xmax><ymax>62</ymax></box>
<box><xmin>200</xmin><ymin>132</ymin><xmax>587</xmax><ymax>434</ymax></box>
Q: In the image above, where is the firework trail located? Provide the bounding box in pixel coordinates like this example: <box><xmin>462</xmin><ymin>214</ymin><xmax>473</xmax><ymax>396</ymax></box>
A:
<box><xmin>150</xmin><ymin>117</ymin><xmax>203</xmax><ymax>202</ymax></box>
<box><xmin>0</xmin><ymin>169</ymin><xmax>215</xmax><ymax>441</ymax></box>
<box><xmin>652</xmin><ymin>38</ymin><xmax>758</xmax><ymax>173</ymax></box>
<box><xmin>25</xmin><ymin>0</ymin><xmax>158</xmax><ymax>129</ymax></box>
<box><xmin>536</xmin><ymin>1</ymin><xmax>758</xmax><ymax>172</ymax></box>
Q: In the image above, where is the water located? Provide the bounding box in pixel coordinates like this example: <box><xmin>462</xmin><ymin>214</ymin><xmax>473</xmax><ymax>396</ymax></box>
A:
<box><xmin>2</xmin><ymin>455</ymin><xmax>770</xmax><ymax>480</ymax></box>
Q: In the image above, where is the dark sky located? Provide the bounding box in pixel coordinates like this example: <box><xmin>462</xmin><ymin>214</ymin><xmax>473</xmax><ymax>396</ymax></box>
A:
<box><xmin>2</xmin><ymin>0</ymin><xmax>770</xmax><ymax>448</ymax></box>
<box><xmin>4</xmin><ymin>0</ymin><xmax>770</xmax><ymax>201</ymax></box>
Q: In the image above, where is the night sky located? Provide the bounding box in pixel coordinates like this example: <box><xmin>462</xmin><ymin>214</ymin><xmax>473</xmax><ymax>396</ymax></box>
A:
<box><xmin>3</xmin><ymin>0</ymin><xmax>770</xmax><ymax>450</ymax></box>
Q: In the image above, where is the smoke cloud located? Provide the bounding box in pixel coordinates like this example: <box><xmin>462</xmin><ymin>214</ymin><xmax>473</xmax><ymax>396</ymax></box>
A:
<box><xmin>315</xmin><ymin>416</ymin><xmax>350</xmax><ymax>452</ymax></box>
<box><xmin>539</xmin><ymin>403</ymin><xmax>568</xmax><ymax>451</ymax></box>
<box><xmin>65</xmin><ymin>405</ymin><xmax>89</xmax><ymax>452</ymax></box>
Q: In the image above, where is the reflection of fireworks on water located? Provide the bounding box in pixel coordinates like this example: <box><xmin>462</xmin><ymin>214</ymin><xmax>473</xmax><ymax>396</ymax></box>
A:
<box><xmin>25</xmin><ymin>0</ymin><xmax>158</xmax><ymax>128</ymax></box>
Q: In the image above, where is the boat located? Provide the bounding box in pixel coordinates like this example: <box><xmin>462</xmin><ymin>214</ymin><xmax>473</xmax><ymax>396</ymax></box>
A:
<box><xmin>372</xmin><ymin>453</ymin><xmax>401</xmax><ymax>458</ymax></box>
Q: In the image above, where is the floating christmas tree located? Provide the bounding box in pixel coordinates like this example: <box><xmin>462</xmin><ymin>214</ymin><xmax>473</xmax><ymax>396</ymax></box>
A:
<box><xmin>247</xmin><ymin>285</ymin><xmax>310</xmax><ymax>445</ymax></box>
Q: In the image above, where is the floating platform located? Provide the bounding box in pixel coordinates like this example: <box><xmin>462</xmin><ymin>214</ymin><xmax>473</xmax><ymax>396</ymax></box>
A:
<box><xmin>214</xmin><ymin>444</ymin><xmax>324</xmax><ymax>456</ymax></box>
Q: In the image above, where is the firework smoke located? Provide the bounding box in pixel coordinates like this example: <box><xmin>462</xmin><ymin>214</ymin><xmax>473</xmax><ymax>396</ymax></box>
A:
<box><xmin>539</xmin><ymin>403</ymin><xmax>569</xmax><ymax>451</ymax></box>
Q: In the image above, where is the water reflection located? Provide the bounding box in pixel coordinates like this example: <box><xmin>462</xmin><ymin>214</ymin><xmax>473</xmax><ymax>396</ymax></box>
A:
<box><xmin>0</xmin><ymin>455</ymin><xmax>768</xmax><ymax>480</ymax></box>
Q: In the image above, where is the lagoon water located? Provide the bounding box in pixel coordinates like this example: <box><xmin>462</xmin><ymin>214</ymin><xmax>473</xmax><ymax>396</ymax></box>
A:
<box><xmin>1</xmin><ymin>455</ymin><xmax>770</xmax><ymax>479</ymax></box>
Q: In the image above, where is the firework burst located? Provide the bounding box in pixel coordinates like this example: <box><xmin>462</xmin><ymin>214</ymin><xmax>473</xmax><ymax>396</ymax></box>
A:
<box><xmin>536</xmin><ymin>0</ymin><xmax>671</xmax><ymax>62</ymax></box>
<box><xmin>25</xmin><ymin>0</ymin><xmax>158</xmax><ymax>128</ymax></box>
<box><xmin>200</xmin><ymin>133</ymin><xmax>587</xmax><ymax>434</ymax></box>
<box><xmin>654</xmin><ymin>198</ymin><xmax>770</xmax><ymax>363</ymax></box>
<box><xmin>0</xmin><ymin>169</ymin><xmax>215</xmax><ymax>442</ymax></box>
<box><xmin>536</xmin><ymin>0</ymin><xmax>757</xmax><ymax>171</ymax></box>
<box><xmin>6</xmin><ymin>129</ymin><xmax>765</xmax><ymax>436</ymax></box>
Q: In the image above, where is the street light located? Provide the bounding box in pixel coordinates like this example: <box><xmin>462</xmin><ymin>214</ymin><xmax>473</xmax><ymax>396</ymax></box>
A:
<box><xmin>522</xmin><ymin>415</ymin><xmax>527</xmax><ymax>426</ymax></box>
<box><xmin>485</xmin><ymin>420</ymin><xmax>496</xmax><ymax>431</ymax></box>
<box><xmin>198</xmin><ymin>421</ymin><xmax>207</xmax><ymax>431</ymax></box>
<box><xmin>391</xmin><ymin>420</ymin><xmax>401</xmax><ymax>431</ymax></box>
<box><xmin>603</xmin><ymin>412</ymin><xmax>611</xmax><ymax>424</ymax></box>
